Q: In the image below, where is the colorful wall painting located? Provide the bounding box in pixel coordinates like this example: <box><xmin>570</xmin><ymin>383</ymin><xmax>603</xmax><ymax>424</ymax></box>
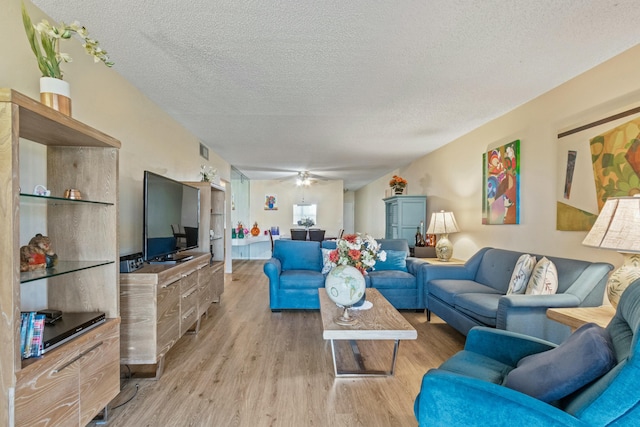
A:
<box><xmin>482</xmin><ymin>139</ymin><xmax>520</xmax><ymax>225</ymax></box>
<box><xmin>556</xmin><ymin>112</ymin><xmax>640</xmax><ymax>231</ymax></box>
<box><xmin>264</xmin><ymin>194</ymin><xmax>278</xmax><ymax>210</ymax></box>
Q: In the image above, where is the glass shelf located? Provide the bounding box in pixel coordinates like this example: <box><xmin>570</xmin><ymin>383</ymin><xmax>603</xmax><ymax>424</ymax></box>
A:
<box><xmin>20</xmin><ymin>260</ymin><xmax>114</xmax><ymax>283</ymax></box>
<box><xmin>20</xmin><ymin>193</ymin><xmax>114</xmax><ymax>206</ymax></box>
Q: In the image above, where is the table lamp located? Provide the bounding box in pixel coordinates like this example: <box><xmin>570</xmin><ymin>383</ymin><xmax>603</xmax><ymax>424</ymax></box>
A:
<box><xmin>582</xmin><ymin>195</ymin><xmax>640</xmax><ymax>308</ymax></box>
<box><xmin>426</xmin><ymin>210</ymin><xmax>460</xmax><ymax>261</ymax></box>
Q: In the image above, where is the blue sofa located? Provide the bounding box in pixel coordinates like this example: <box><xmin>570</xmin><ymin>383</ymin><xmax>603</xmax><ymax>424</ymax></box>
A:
<box><xmin>263</xmin><ymin>239</ymin><xmax>427</xmax><ymax>310</ymax></box>
<box><xmin>414</xmin><ymin>279</ymin><xmax>640</xmax><ymax>426</ymax></box>
<box><xmin>425</xmin><ymin>247</ymin><xmax>613</xmax><ymax>343</ymax></box>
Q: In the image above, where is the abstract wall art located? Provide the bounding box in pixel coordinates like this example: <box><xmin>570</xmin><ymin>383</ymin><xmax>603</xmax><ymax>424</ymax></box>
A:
<box><xmin>482</xmin><ymin>139</ymin><xmax>520</xmax><ymax>225</ymax></box>
<box><xmin>556</xmin><ymin>108</ymin><xmax>640</xmax><ymax>231</ymax></box>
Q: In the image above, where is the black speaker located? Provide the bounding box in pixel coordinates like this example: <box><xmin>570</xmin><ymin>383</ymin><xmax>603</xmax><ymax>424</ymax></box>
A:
<box><xmin>119</xmin><ymin>252</ymin><xmax>144</xmax><ymax>273</ymax></box>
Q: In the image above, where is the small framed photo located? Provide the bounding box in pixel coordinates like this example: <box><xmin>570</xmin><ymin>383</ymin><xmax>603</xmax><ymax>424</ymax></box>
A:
<box><xmin>199</xmin><ymin>143</ymin><xmax>209</xmax><ymax>160</ymax></box>
<box><xmin>265</xmin><ymin>194</ymin><xmax>278</xmax><ymax>210</ymax></box>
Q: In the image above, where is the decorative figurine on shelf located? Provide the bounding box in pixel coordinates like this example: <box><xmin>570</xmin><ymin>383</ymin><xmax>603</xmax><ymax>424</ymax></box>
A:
<box><xmin>251</xmin><ymin>222</ymin><xmax>260</xmax><ymax>236</ymax></box>
<box><xmin>33</xmin><ymin>184</ymin><xmax>50</xmax><ymax>196</ymax></box>
<box><xmin>236</xmin><ymin>222</ymin><xmax>246</xmax><ymax>239</ymax></box>
<box><xmin>20</xmin><ymin>233</ymin><xmax>57</xmax><ymax>272</ymax></box>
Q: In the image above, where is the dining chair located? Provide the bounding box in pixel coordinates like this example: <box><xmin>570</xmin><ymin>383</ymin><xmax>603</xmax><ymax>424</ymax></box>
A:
<box><xmin>268</xmin><ymin>229</ymin><xmax>274</xmax><ymax>252</ymax></box>
<box><xmin>308</xmin><ymin>229</ymin><xmax>325</xmax><ymax>242</ymax></box>
<box><xmin>290</xmin><ymin>229</ymin><xmax>308</xmax><ymax>240</ymax></box>
<box><xmin>171</xmin><ymin>224</ymin><xmax>187</xmax><ymax>248</ymax></box>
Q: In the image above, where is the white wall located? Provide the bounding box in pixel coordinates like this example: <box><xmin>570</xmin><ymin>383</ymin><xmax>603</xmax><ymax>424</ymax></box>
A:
<box><xmin>356</xmin><ymin>44</ymin><xmax>640</xmax><ymax>267</ymax></box>
<box><xmin>1</xmin><ymin>0</ymin><xmax>231</xmax><ymax>257</ymax></box>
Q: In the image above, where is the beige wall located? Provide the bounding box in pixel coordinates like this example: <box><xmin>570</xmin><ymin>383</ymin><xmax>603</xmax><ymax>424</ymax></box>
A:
<box><xmin>250</xmin><ymin>179</ymin><xmax>344</xmax><ymax>238</ymax></box>
<box><xmin>1</xmin><ymin>0</ymin><xmax>231</xmax><ymax>256</ymax></box>
<box><xmin>355</xmin><ymin>169</ymin><xmax>402</xmax><ymax>238</ymax></box>
<box><xmin>356</xmin><ymin>44</ymin><xmax>640</xmax><ymax>267</ymax></box>
<box><xmin>7</xmin><ymin>1</ymin><xmax>640</xmax><ymax>268</ymax></box>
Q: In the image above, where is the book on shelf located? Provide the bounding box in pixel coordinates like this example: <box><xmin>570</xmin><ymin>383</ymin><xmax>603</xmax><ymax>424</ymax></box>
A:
<box><xmin>20</xmin><ymin>312</ymin><xmax>29</xmax><ymax>357</ymax></box>
<box><xmin>31</xmin><ymin>314</ymin><xmax>46</xmax><ymax>357</ymax></box>
<box><xmin>20</xmin><ymin>312</ymin><xmax>47</xmax><ymax>359</ymax></box>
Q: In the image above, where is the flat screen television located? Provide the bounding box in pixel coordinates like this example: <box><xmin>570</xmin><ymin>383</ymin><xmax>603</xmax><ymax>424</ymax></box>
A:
<box><xmin>143</xmin><ymin>171</ymin><xmax>200</xmax><ymax>262</ymax></box>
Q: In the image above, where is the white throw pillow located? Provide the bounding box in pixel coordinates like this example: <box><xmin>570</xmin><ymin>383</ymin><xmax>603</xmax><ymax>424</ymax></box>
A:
<box><xmin>525</xmin><ymin>257</ymin><xmax>558</xmax><ymax>295</ymax></box>
<box><xmin>507</xmin><ymin>254</ymin><xmax>537</xmax><ymax>295</ymax></box>
<box><xmin>321</xmin><ymin>248</ymin><xmax>333</xmax><ymax>274</ymax></box>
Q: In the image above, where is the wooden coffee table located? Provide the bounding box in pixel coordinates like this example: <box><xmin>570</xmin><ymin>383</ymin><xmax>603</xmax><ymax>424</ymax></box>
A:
<box><xmin>319</xmin><ymin>288</ymin><xmax>417</xmax><ymax>377</ymax></box>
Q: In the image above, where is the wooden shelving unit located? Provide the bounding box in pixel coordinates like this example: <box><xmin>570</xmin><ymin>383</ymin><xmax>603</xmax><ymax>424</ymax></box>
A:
<box><xmin>183</xmin><ymin>181</ymin><xmax>226</xmax><ymax>301</ymax></box>
<box><xmin>0</xmin><ymin>89</ymin><xmax>120</xmax><ymax>426</ymax></box>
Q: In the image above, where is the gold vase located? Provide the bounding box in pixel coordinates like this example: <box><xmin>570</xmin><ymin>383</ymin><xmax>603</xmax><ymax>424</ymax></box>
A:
<box><xmin>40</xmin><ymin>77</ymin><xmax>72</xmax><ymax>116</ymax></box>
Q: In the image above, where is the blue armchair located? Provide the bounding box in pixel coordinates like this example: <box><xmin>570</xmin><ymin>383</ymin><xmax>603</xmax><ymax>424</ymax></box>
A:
<box><xmin>264</xmin><ymin>240</ymin><xmax>325</xmax><ymax>310</ymax></box>
<box><xmin>414</xmin><ymin>279</ymin><xmax>640</xmax><ymax>426</ymax></box>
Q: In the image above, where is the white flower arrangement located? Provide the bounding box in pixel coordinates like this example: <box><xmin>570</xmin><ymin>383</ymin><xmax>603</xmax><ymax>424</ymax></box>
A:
<box><xmin>297</xmin><ymin>217</ymin><xmax>315</xmax><ymax>227</ymax></box>
<box><xmin>327</xmin><ymin>233</ymin><xmax>386</xmax><ymax>274</ymax></box>
<box><xmin>21</xmin><ymin>2</ymin><xmax>113</xmax><ymax>79</ymax></box>
<box><xmin>200</xmin><ymin>165</ymin><xmax>217</xmax><ymax>182</ymax></box>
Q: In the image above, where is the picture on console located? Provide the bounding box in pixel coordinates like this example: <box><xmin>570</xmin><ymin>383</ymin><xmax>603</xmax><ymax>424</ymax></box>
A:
<box><xmin>482</xmin><ymin>139</ymin><xmax>520</xmax><ymax>225</ymax></box>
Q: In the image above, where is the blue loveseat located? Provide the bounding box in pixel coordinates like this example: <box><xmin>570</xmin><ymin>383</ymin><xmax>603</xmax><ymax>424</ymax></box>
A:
<box><xmin>414</xmin><ymin>279</ymin><xmax>640</xmax><ymax>426</ymax></box>
<box><xmin>263</xmin><ymin>239</ymin><xmax>427</xmax><ymax>310</ymax></box>
<box><xmin>425</xmin><ymin>247</ymin><xmax>613</xmax><ymax>343</ymax></box>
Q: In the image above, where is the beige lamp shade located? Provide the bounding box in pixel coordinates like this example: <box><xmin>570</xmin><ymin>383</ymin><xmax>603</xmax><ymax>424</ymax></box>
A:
<box><xmin>427</xmin><ymin>211</ymin><xmax>460</xmax><ymax>261</ymax></box>
<box><xmin>582</xmin><ymin>195</ymin><xmax>640</xmax><ymax>307</ymax></box>
<box><xmin>426</xmin><ymin>211</ymin><xmax>460</xmax><ymax>235</ymax></box>
<box><xmin>582</xmin><ymin>196</ymin><xmax>640</xmax><ymax>252</ymax></box>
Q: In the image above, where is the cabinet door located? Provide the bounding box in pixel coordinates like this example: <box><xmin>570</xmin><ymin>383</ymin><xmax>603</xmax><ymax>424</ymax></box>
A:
<box><xmin>120</xmin><ymin>281</ymin><xmax>157</xmax><ymax>364</ymax></box>
<box><xmin>385</xmin><ymin>201</ymin><xmax>399</xmax><ymax>239</ymax></box>
<box><xmin>79</xmin><ymin>321</ymin><xmax>120</xmax><ymax>426</ymax></box>
<box><xmin>197</xmin><ymin>265</ymin><xmax>212</xmax><ymax>314</ymax></box>
<box><xmin>212</xmin><ymin>263</ymin><xmax>224</xmax><ymax>302</ymax></box>
<box><xmin>15</xmin><ymin>350</ymin><xmax>80</xmax><ymax>427</ymax></box>
<box><xmin>180</xmin><ymin>272</ymin><xmax>199</xmax><ymax>335</ymax></box>
<box><xmin>157</xmin><ymin>278</ymin><xmax>180</xmax><ymax>358</ymax></box>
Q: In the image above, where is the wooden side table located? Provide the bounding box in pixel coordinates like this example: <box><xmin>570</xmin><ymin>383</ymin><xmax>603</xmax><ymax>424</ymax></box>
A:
<box><xmin>546</xmin><ymin>306</ymin><xmax>616</xmax><ymax>331</ymax></box>
<box><xmin>420</xmin><ymin>258</ymin><xmax>465</xmax><ymax>266</ymax></box>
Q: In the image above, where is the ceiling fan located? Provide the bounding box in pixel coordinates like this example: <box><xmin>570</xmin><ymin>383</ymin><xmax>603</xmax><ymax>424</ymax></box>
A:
<box><xmin>277</xmin><ymin>170</ymin><xmax>329</xmax><ymax>186</ymax></box>
<box><xmin>296</xmin><ymin>171</ymin><xmax>313</xmax><ymax>186</ymax></box>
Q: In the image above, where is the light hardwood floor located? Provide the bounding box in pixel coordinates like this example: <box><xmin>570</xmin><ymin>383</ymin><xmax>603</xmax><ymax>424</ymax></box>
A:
<box><xmin>96</xmin><ymin>260</ymin><xmax>465</xmax><ymax>427</ymax></box>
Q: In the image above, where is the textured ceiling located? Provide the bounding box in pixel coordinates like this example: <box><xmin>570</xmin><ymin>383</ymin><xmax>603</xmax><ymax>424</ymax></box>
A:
<box><xmin>33</xmin><ymin>0</ymin><xmax>640</xmax><ymax>189</ymax></box>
